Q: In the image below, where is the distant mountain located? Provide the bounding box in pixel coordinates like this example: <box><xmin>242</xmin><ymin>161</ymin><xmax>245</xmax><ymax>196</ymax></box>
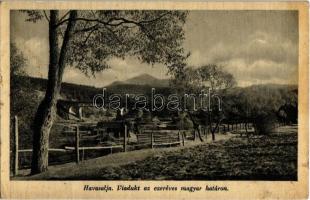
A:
<box><xmin>229</xmin><ymin>83</ymin><xmax>298</xmax><ymax>93</ymax></box>
<box><xmin>15</xmin><ymin>75</ymin><xmax>298</xmax><ymax>104</ymax></box>
<box><xmin>15</xmin><ymin>75</ymin><xmax>172</xmax><ymax>102</ymax></box>
<box><xmin>108</xmin><ymin>73</ymin><xmax>170</xmax><ymax>88</ymax></box>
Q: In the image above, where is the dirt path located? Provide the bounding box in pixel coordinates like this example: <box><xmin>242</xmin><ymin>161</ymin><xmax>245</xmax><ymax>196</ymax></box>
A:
<box><xmin>14</xmin><ymin>133</ymin><xmax>236</xmax><ymax>180</ymax></box>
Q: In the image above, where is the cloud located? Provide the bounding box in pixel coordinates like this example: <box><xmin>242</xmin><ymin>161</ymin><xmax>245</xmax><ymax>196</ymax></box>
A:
<box><xmin>186</xmin><ymin>30</ymin><xmax>298</xmax><ymax>86</ymax></box>
<box><xmin>63</xmin><ymin>57</ymin><xmax>170</xmax><ymax>87</ymax></box>
<box><xmin>221</xmin><ymin>58</ymin><xmax>297</xmax><ymax>87</ymax></box>
<box><xmin>11</xmin><ymin>10</ymin><xmax>298</xmax><ymax>87</ymax></box>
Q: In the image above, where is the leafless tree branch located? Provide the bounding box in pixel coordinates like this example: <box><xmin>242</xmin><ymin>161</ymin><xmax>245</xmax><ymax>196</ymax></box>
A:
<box><xmin>55</xmin><ymin>11</ymin><xmax>171</xmax><ymax>29</ymax></box>
<box><xmin>58</xmin><ymin>11</ymin><xmax>71</xmax><ymax>24</ymax></box>
<box><xmin>43</xmin><ymin>11</ymin><xmax>50</xmax><ymax>22</ymax></box>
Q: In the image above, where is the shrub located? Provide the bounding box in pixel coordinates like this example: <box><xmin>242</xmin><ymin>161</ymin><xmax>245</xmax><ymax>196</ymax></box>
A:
<box><xmin>253</xmin><ymin>112</ymin><xmax>278</xmax><ymax>135</ymax></box>
<box><xmin>175</xmin><ymin>112</ymin><xmax>193</xmax><ymax>130</ymax></box>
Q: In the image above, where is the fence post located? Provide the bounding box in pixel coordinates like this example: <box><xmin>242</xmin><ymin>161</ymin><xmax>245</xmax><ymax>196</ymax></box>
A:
<box><xmin>75</xmin><ymin>125</ymin><xmax>80</xmax><ymax>163</ymax></box>
<box><xmin>13</xmin><ymin>116</ymin><xmax>19</xmax><ymax>176</ymax></box>
<box><xmin>82</xmin><ymin>148</ymin><xmax>85</xmax><ymax>161</ymax></box>
<box><xmin>181</xmin><ymin>131</ymin><xmax>185</xmax><ymax>146</ymax></box>
<box><xmin>151</xmin><ymin>131</ymin><xmax>154</xmax><ymax>149</ymax></box>
<box><xmin>123</xmin><ymin>124</ymin><xmax>127</xmax><ymax>152</ymax></box>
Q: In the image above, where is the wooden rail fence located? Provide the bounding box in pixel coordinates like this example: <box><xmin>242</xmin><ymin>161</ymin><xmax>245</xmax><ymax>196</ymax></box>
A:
<box><xmin>12</xmin><ymin>116</ymin><xmax>277</xmax><ymax>176</ymax></box>
<box><xmin>12</xmin><ymin>117</ymin><xmax>128</xmax><ymax>175</ymax></box>
<box><xmin>136</xmin><ymin>129</ymin><xmax>185</xmax><ymax>148</ymax></box>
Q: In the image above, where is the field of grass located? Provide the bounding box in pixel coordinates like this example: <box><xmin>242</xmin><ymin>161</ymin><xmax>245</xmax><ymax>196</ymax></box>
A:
<box><xmin>16</xmin><ymin>126</ymin><xmax>297</xmax><ymax>181</ymax></box>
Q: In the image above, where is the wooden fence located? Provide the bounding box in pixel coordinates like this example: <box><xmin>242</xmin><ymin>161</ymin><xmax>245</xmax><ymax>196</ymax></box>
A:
<box><xmin>12</xmin><ymin>117</ymin><xmax>183</xmax><ymax>175</ymax></box>
<box><xmin>12</xmin><ymin>117</ymin><xmax>127</xmax><ymax>175</ymax></box>
<box><xmin>12</xmin><ymin>116</ymin><xmax>279</xmax><ymax>176</ymax></box>
<box><xmin>136</xmin><ymin>129</ymin><xmax>184</xmax><ymax>148</ymax></box>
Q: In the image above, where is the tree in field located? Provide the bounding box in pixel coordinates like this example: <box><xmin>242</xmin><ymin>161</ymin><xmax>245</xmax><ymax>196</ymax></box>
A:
<box><xmin>11</xmin><ymin>43</ymin><xmax>27</xmax><ymax>78</ymax></box>
<box><xmin>223</xmin><ymin>85</ymin><xmax>298</xmax><ymax>135</ymax></box>
<box><xmin>11</xmin><ymin>43</ymin><xmax>42</xmax><ymax>172</ymax></box>
<box><xmin>11</xmin><ymin>43</ymin><xmax>28</xmax><ymax>128</ymax></box>
<box><xmin>10</xmin><ymin>43</ymin><xmax>37</xmax><ymax>139</ymax></box>
<box><xmin>172</xmin><ymin>64</ymin><xmax>236</xmax><ymax>141</ymax></box>
<box><xmin>22</xmin><ymin>10</ymin><xmax>189</xmax><ymax>174</ymax></box>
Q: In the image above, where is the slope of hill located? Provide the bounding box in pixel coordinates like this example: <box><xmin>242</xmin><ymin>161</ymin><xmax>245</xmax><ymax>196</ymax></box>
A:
<box><xmin>226</xmin><ymin>83</ymin><xmax>298</xmax><ymax>97</ymax></box>
<box><xmin>16</xmin><ymin>75</ymin><xmax>101</xmax><ymax>101</ymax></box>
<box><xmin>15</xmin><ymin>75</ymin><xmax>298</xmax><ymax>103</ymax></box>
<box><xmin>17</xmin><ymin>74</ymin><xmax>172</xmax><ymax>101</ymax></box>
<box><xmin>108</xmin><ymin>73</ymin><xmax>170</xmax><ymax>88</ymax></box>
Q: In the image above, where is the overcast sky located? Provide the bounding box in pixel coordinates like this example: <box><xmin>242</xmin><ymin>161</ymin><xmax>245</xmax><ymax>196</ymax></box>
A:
<box><xmin>11</xmin><ymin>10</ymin><xmax>298</xmax><ymax>87</ymax></box>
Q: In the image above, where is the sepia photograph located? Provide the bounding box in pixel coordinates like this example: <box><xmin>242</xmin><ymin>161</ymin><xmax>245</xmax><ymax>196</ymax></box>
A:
<box><xmin>0</xmin><ymin>1</ymin><xmax>308</xmax><ymax>199</ymax></box>
<box><xmin>9</xmin><ymin>9</ymin><xmax>299</xmax><ymax>181</ymax></box>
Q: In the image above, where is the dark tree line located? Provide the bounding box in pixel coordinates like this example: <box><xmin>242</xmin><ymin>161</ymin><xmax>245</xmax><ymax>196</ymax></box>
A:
<box><xmin>222</xmin><ymin>85</ymin><xmax>297</xmax><ymax>134</ymax></box>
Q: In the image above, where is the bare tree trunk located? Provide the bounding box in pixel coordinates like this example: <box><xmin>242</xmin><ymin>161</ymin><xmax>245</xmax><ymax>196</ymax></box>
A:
<box><xmin>209</xmin><ymin>111</ymin><xmax>215</xmax><ymax>141</ymax></box>
<box><xmin>187</xmin><ymin>112</ymin><xmax>203</xmax><ymax>142</ymax></box>
<box><xmin>31</xmin><ymin>10</ymin><xmax>77</xmax><ymax>174</ymax></box>
<box><xmin>196</xmin><ymin>125</ymin><xmax>204</xmax><ymax>142</ymax></box>
<box><xmin>210</xmin><ymin>118</ymin><xmax>223</xmax><ymax>141</ymax></box>
<box><xmin>31</xmin><ymin>88</ymin><xmax>59</xmax><ymax>174</ymax></box>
